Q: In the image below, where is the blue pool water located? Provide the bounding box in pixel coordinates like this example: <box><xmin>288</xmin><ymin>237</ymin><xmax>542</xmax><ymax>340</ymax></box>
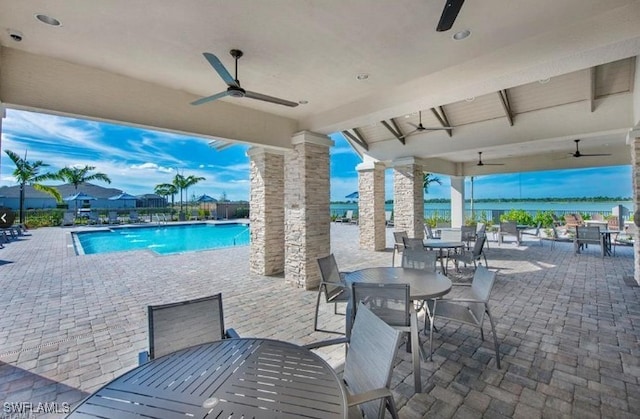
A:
<box><xmin>74</xmin><ymin>223</ymin><xmax>250</xmax><ymax>255</ymax></box>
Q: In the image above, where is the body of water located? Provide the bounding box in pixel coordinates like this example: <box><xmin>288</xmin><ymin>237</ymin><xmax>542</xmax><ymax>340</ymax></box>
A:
<box><xmin>331</xmin><ymin>201</ymin><xmax>634</xmax><ymax>219</ymax></box>
<box><xmin>74</xmin><ymin>223</ymin><xmax>250</xmax><ymax>255</ymax></box>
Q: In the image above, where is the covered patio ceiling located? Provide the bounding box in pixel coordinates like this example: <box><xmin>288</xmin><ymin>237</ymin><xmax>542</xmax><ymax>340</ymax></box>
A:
<box><xmin>0</xmin><ymin>1</ymin><xmax>639</xmax><ymax>176</ymax></box>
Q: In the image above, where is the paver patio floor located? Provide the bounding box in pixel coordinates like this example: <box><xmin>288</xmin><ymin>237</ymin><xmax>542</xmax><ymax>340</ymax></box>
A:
<box><xmin>1</xmin><ymin>223</ymin><xmax>639</xmax><ymax>418</ymax></box>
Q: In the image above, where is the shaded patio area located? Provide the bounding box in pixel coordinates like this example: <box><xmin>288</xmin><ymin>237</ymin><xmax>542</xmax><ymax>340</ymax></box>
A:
<box><xmin>0</xmin><ymin>224</ymin><xmax>639</xmax><ymax>418</ymax></box>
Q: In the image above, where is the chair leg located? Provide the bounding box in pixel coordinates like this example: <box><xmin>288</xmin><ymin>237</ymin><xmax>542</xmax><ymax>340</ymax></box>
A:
<box><xmin>313</xmin><ymin>290</ymin><xmax>323</xmax><ymax>332</ymax></box>
<box><xmin>386</xmin><ymin>396</ymin><xmax>400</xmax><ymax>419</ymax></box>
<box><xmin>486</xmin><ymin>307</ymin><xmax>501</xmax><ymax>369</ymax></box>
<box><xmin>482</xmin><ymin>253</ymin><xmax>488</xmax><ymax>268</ymax></box>
<box><xmin>409</xmin><ymin>309</ymin><xmax>422</xmax><ymax>392</ymax></box>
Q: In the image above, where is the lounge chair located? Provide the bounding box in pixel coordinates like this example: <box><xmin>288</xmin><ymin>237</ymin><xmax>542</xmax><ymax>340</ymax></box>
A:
<box><xmin>190</xmin><ymin>209</ymin><xmax>199</xmax><ymax>220</ymax></box>
<box><xmin>62</xmin><ymin>211</ymin><xmax>75</xmax><ymax>226</ymax></box>
<box><xmin>385</xmin><ymin>210</ymin><xmax>394</xmax><ymax>227</ymax></box>
<box><xmin>338</xmin><ymin>210</ymin><xmax>356</xmax><ymax>223</ymax></box>
<box><xmin>129</xmin><ymin>210</ymin><xmax>141</xmax><ymax>223</ymax></box>
<box><xmin>88</xmin><ymin>210</ymin><xmax>99</xmax><ymax>225</ymax></box>
<box><xmin>107</xmin><ymin>211</ymin><xmax>119</xmax><ymax>225</ymax></box>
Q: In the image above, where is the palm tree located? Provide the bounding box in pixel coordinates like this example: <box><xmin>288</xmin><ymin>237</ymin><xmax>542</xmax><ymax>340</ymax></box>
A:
<box><xmin>57</xmin><ymin>165</ymin><xmax>111</xmax><ymax>213</ymax></box>
<box><xmin>154</xmin><ymin>183</ymin><xmax>177</xmax><ymax>209</ymax></box>
<box><xmin>171</xmin><ymin>173</ymin><xmax>205</xmax><ymax>213</ymax></box>
<box><xmin>5</xmin><ymin>149</ymin><xmax>63</xmax><ymax>224</ymax></box>
<box><xmin>57</xmin><ymin>165</ymin><xmax>111</xmax><ymax>191</ymax></box>
<box><xmin>182</xmin><ymin>175</ymin><xmax>205</xmax><ymax>211</ymax></box>
<box><xmin>423</xmin><ymin>173</ymin><xmax>441</xmax><ymax>194</ymax></box>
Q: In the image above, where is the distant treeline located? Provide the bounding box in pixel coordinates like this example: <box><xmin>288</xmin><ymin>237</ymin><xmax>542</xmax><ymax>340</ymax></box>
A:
<box><xmin>333</xmin><ymin>196</ymin><xmax>632</xmax><ymax>204</ymax></box>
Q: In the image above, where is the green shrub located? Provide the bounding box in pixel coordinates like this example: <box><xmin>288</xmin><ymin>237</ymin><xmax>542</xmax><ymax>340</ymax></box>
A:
<box><xmin>533</xmin><ymin>211</ymin><xmax>555</xmax><ymax>228</ymax></box>
<box><xmin>500</xmin><ymin>209</ymin><xmax>534</xmax><ymax>226</ymax></box>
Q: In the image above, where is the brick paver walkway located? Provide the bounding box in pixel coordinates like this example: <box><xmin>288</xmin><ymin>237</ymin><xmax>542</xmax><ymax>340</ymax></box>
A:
<box><xmin>0</xmin><ymin>223</ymin><xmax>638</xmax><ymax>418</ymax></box>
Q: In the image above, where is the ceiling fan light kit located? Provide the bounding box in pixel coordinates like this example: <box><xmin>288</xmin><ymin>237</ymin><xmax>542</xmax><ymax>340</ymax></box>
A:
<box><xmin>191</xmin><ymin>49</ymin><xmax>298</xmax><ymax>107</ymax></box>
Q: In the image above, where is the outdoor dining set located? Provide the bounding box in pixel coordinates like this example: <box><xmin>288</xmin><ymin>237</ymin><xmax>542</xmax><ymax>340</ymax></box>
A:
<box><xmin>66</xmin><ymin>225</ymin><xmax>500</xmax><ymax>419</ymax></box>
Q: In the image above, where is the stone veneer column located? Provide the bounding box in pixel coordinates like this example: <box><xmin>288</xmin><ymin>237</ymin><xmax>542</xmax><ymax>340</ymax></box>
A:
<box><xmin>393</xmin><ymin>158</ymin><xmax>424</xmax><ymax>239</ymax></box>
<box><xmin>248</xmin><ymin>147</ymin><xmax>285</xmax><ymax>275</ymax></box>
<box><xmin>631</xmin><ymin>131</ymin><xmax>640</xmax><ymax>285</ymax></box>
<box><xmin>357</xmin><ymin>161</ymin><xmax>386</xmax><ymax>250</ymax></box>
<box><xmin>450</xmin><ymin>176</ymin><xmax>465</xmax><ymax>228</ymax></box>
<box><xmin>284</xmin><ymin>131</ymin><xmax>333</xmax><ymax>289</ymax></box>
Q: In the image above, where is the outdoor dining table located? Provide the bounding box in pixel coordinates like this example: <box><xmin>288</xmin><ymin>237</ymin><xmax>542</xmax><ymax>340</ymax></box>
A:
<box><xmin>345</xmin><ymin>267</ymin><xmax>453</xmax><ymax>393</ymax></box>
<box><xmin>423</xmin><ymin>239</ymin><xmax>465</xmax><ymax>274</ymax></box>
<box><xmin>66</xmin><ymin>338</ymin><xmax>347</xmax><ymax>419</ymax></box>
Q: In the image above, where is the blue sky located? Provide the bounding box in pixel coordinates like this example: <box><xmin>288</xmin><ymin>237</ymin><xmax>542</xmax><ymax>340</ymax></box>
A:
<box><xmin>0</xmin><ymin>109</ymin><xmax>633</xmax><ymax>201</ymax></box>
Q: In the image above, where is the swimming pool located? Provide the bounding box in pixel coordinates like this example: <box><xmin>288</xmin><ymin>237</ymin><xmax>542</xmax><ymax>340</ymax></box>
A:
<box><xmin>73</xmin><ymin>223</ymin><xmax>250</xmax><ymax>255</ymax></box>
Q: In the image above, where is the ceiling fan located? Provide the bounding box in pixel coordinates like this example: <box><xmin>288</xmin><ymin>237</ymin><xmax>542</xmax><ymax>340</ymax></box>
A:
<box><xmin>191</xmin><ymin>49</ymin><xmax>298</xmax><ymax>107</ymax></box>
<box><xmin>437</xmin><ymin>0</ymin><xmax>465</xmax><ymax>32</ymax></box>
<box><xmin>477</xmin><ymin>152</ymin><xmax>504</xmax><ymax>166</ymax></box>
<box><xmin>403</xmin><ymin>110</ymin><xmax>452</xmax><ymax>138</ymax></box>
<box><xmin>568</xmin><ymin>139</ymin><xmax>611</xmax><ymax>158</ymax></box>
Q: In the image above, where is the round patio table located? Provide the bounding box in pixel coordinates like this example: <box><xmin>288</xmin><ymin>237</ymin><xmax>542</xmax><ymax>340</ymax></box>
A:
<box><xmin>423</xmin><ymin>240</ymin><xmax>465</xmax><ymax>274</ymax></box>
<box><xmin>67</xmin><ymin>338</ymin><xmax>347</xmax><ymax>418</ymax></box>
<box><xmin>346</xmin><ymin>267</ymin><xmax>452</xmax><ymax>300</ymax></box>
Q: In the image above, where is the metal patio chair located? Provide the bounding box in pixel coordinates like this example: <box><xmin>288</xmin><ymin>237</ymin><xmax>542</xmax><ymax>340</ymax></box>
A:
<box><xmin>402</xmin><ymin>236</ymin><xmax>425</xmax><ymax>250</ymax></box>
<box><xmin>314</xmin><ymin>254</ymin><xmax>350</xmax><ymax>334</ymax></box>
<box><xmin>574</xmin><ymin>225</ymin><xmax>606</xmax><ymax>257</ymax></box>
<box><xmin>305</xmin><ymin>303</ymin><xmax>401</xmax><ymax>419</ymax></box>
<box><xmin>139</xmin><ymin>293</ymin><xmax>239</xmax><ymax>364</ymax></box>
<box><xmin>392</xmin><ymin>231</ymin><xmax>408</xmax><ymax>266</ymax></box>
<box><xmin>401</xmin><ymin>247</ymin><xmax>437</xmax><ymax>272</ymax></box>
<box><xmin>450</xmin><ymin>234</ymin><xmax>488</xmax><ymax>272</ymax></box>
<box><xmin>521</xmin><ymin>221</ymin><xmax>542</xmax><ymax>246</ymax></box>
<box><xmin>351</xmin><ymin>282</ymin><xmax>423</xmax><ymax>392</ymax></box>
<box><xmin>427</xmin><ymin>265</ymin><xmax>501</xmax><ymax>369</ymax></box>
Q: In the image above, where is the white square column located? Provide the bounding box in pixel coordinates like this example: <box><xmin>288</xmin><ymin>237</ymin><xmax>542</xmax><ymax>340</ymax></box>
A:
<box><xmin>284</xmin><ymin>131</ymin><xmax>333</xmax><ymax>289</ymax></box>
<box><xmin>357</xmin><ymin>161</ymin><xmax>386</xmax><ymax>250</ymax></box>
<box><xmin>450</xmin><ymin>176</ymin><xmax>465</xmax><ymax>228</ymax></box>
<box><xmin>247</xmin><ymin>147</ymin><xmax>285</xmax><ymax>276</ymax></box>
<box><xmin>393</xmin><ymin>158</ymin><xmax>424</xmax><ymax>239</ymax></box>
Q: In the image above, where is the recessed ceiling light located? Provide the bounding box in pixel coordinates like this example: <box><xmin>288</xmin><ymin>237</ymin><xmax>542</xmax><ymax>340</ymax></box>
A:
<box><xmin>538</xmin><ymin>78</ymin><xmax>551</xmax><ymax>84</ymax></box>
<box><xmin>35</xmin><ymin>14</ymin><xmax>61</xmax><ymax>26</ymax></box>
<box><xmin>465</xmin><ymin>97</ymin><xmax>475</xmax><ymax>102</ymax></box>
<box><xmin>356</xmin><ymin>73</ymin><xmax>369</xmax><ymax>81</ymax></box>
<box><xmin>298</xmin><ymin>100</ymin><xmax>308</xmax><ymax>105</ymax></box>
<box><xmin>452</xmin><ymin>30</ymin><xmax>471</xmax><ymax>41</ymax></box>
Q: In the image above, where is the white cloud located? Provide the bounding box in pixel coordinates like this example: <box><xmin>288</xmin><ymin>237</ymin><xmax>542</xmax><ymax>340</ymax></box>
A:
<box><xmin>130</xmin><ymin>163</ymin><xmax>175</xmax><ymax>173</ymax></box>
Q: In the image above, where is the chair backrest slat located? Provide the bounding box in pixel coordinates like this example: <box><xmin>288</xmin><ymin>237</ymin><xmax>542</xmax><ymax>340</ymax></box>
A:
<box><xmin>393</xmin><ymin>231</ymin><xmax>408</xmax><ymax>246</ymax></box>
<box><xmin>576</xmin><ymin>226</ymin><xmax>601</xmax><ymax>241</ymax></box>
<box><xmin>317</xmin><ymin>254</ymin><xmax>344</xmax><ymax>301</ymax></box>
<box><xmin>500</xmin><ymin>221</ymin><xmax>518</xmax><ymax>235</ymax></box>
<box><xmin>469</xmin><ymin>266</ymin><xmax>496</xmax><ymax>323</ymax></box>
<box><xmin>148</xmin><ymin>294</ymin><xmax>225</xmax><ymax>359</ymax></box>
<box><xmin>343</xmin><ymin>303</ymin><xmax>401</xmax><ymax>419</ymax></box>
<box><xmin>471</xmin><ymin>235</ymin><xmax>486</xmax><ymax>257</ymax></box>
<box><xmin>402</xmin><ymin>248</ymin><xmax>437</xmax><ymax>272</ymax></box>
<box><xmin>440</xmin><ymin>229</ymin><xmax>462</xmax><ymax>242</ymax></box>
<box><xmin>402</xmin><ymin>237</ymin><xmax>424</xmax><ymax>250</ymax></box>
<box><xmin>352</xmin><ymin>283</ymin><xmax>410</xmax><ymax>328</ymax></box>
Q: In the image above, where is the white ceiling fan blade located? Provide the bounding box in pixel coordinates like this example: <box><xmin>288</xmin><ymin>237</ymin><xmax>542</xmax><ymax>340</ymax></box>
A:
<box><xmin>191</xmin><ymin>90</ymin><xmax>232</xmax><ymax>106</ymax></box>
<box><xmin>245</xmin><ymin>91</ymin><xmax>299</xmax><ymax>107</ymax></box>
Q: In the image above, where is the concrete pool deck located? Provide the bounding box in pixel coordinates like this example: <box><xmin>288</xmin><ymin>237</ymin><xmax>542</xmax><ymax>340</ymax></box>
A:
<box><xmin>1</xmin><ymin>223</ymin><xmax>639</xmax><ymax>418</ymax></box>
